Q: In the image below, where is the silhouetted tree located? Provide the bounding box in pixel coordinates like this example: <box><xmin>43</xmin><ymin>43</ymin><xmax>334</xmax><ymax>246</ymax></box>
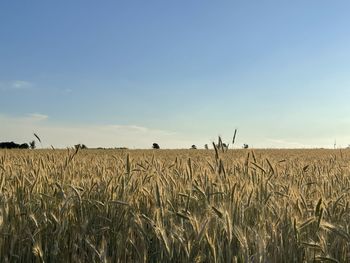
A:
<box><xmin>20</xmin><ymin>143</ymin><xmax>29</xmax><ymax>149</ymax></box>
<box><xmin>0</xmin><ymin>142</ymin><xmax>29</xmax><ymax>149</ymax></box>
<box><xmin>191</xmin><ymin>145</ymin><xmax>197</xmax><ymax>149</ymax></box>
<box><xmin>243</xmin><ymin>144</ymin><xmax>249</xmax><ymax>149</ymax></box>
<box><xmin>204</xmin><ymin>144</ymin><xmax>209</xmax><ymax>150</ymax></box>
<box><xmin>152</xmin><ymin>143</ymin><xmax>160</xmax><ymax>149</ymax></box>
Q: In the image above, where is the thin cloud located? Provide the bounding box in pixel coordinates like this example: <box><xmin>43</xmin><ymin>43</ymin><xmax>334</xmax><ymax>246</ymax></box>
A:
<box><xmin>0</xmin><ymin>113</ymin><xmax>195</xmax><ymax>148</ymax></box>
<box><xmin>266</xmin><ymin>138</ymin><xmax>312</xmax><ymax>148</ymax></box>
<box><xmin>12</xmin><ymin>80</ymin><xmax>32</xmax><ymax>89</ymax></box>
<box><xmin>0</xmin><ymin>113</ymin><xmax>343</xmax><ymax>149</ymax></box>
<box><xmin>0</xmin><ymin>80</ymin><xmax>33</xmax><ymax>91</ymax></box>
<box><xmin>108</xmin><ymin>125</ymin><xmax>176</xmax><ymax>135</ymax></box>
<box><xmin>63</xmin><ymin>88</ymin><xmax>73</xmax><ymax>93</ymax></box>
<box><xmin>26</xmin><ymin>113</ymin><xmax>49</xmax><ymax>122</ymax></box>
<box><xmin>109</xmin><ymin>125</ymin><xmax>149</xmax><ymax>133</ymax></box>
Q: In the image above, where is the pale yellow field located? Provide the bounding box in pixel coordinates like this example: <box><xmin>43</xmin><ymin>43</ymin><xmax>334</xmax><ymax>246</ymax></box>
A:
<box><xmin>1</xmin><ymin>148</ymin><xmax>350</xmax><ymax>262</ymax></box>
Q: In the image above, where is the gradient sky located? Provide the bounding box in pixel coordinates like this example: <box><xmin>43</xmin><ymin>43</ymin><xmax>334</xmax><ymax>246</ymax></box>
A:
<box><xmin>1</xmin><ymin>1</ymin><xmax>350</xmax><ymax>148</ymax></box>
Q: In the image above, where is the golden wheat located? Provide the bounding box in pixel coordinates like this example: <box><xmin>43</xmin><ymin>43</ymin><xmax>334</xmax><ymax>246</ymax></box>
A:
<box><xmin>0</xmin><ymin>149</ymin><xmax>349</xmax><ymax>262</ymax></box>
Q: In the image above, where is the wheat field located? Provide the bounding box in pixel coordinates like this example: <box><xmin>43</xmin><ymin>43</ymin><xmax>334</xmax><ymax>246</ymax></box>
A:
<box><xmin>1</xmin><ymin>148</ymin><xmax>350</xmax><ymax>262</ymax></box>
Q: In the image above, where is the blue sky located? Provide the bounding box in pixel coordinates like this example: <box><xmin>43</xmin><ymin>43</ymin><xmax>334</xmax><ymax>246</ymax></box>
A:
<box><xmin>1</xmin><ymin>1</ymin><xmax>350</xmax><ymax>148</ymax></box>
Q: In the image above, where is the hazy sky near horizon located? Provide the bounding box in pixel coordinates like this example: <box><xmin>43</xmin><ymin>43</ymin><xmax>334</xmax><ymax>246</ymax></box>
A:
<box><xmin>1</xmin><ymin>1</ymin><xmax>350</xmax><ymax>148</ymax></box>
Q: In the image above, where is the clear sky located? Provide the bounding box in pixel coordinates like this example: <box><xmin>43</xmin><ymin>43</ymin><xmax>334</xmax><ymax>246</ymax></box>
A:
<box><xmin>1</xmin><ymin>1</ymin><xmax>350</xmax><ymax>148</ymax></box>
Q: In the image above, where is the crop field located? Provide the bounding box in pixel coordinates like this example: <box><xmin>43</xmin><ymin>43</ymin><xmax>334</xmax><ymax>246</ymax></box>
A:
<box><xmin>1</xmin><ymin>148</ymin><xmax>350</xmax><ymax>262</ymax></box>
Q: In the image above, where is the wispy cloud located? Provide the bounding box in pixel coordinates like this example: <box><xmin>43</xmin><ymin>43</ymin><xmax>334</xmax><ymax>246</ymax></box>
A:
<box><xmin>263</xmin><ymin>137</ymin><xmax>335</xmax><ymax>148</ymax></box>
<box><xmin>0</xmin><ymin>113</ymin><xmax>199</xmax><ymax>148</ymax></box>
<box><xmin>265</xmin><ymin>138</ymin><xmax>310</xmax><ymax>148</ymax></box>
<box><xmin>0</xmin><ymin>113</ymin><xmax>344</xmax><ymax>149</ymax></box>
<box><xmin>0</xmin><ymin>80</ymin><xmax>33</xmax><ymax>91</ymax></box>
<box><xmin>108</xmin><ymin>125</ymin><xmax>176</xmax><ymax>135</ymax></box>
<box><xmin>63</xmin><ymin>88</ymin><xmax>73</xmax><ymax>93</ymax></box>
<box><xmin>11</xmin><ymin>80</ymin><xmax>32</xmax><ymax>89</ymax></box>
<box><xmin>26</xmin><ymin>113</ymin><xmax>49</xmax><ymax>122</ymax></box>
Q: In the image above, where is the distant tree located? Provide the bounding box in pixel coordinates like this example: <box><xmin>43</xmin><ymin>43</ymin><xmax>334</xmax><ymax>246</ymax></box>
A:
<box><xmin>20</xmin><ymin>143</ymin><xmax>29</xmax><ymax>149</ymax></box>
<box><xmin>29</xmin><ymin>140</ymin><xmax>36</xmax><ymax>149</ymax></box>
<box><xmin>152</xmin><ymin>143</ymin><xmax>160</xmax><ymax>149</ymax></box>
<box><xmin>204</xmin><ymin>144</ymin><xmax>209</xmax><ymax>150</ymax></box>
<box><xmin>243</xmin><ymin>144</ymin><xmax>249</xmax><ymax>149</ymax></box>
<box><xmin>191</xmin><ymin>145</ymin><xmax>197</xmax><ymax>149</ymax></box>
<box><xmin>0</xmin><ymin>142</ymin><xmax>29</xmax><ymax>149</ymax></box>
